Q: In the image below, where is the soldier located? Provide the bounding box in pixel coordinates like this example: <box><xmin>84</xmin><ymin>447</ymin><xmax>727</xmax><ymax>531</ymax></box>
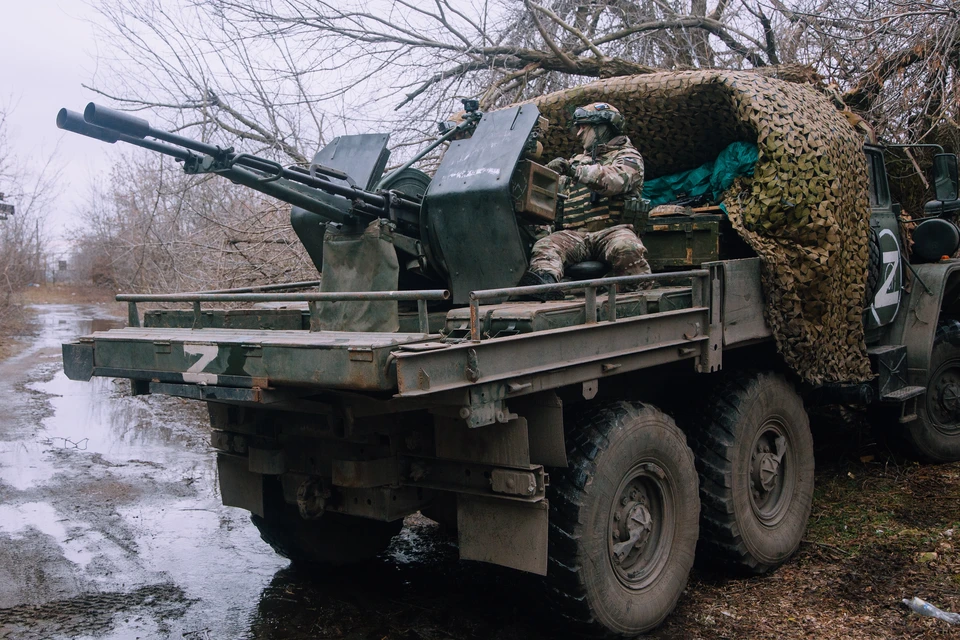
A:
<box><xmin>519</xmin><ymin>102</ymin><xmax>650</xmax><ymax>299</ymax></box>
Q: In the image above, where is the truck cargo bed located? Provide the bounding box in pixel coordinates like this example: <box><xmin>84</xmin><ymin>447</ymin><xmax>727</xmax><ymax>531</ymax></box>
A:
<box><xmin>63</xmin><ymin>261</ymin><xmax>772</xmax><ymax>406</ymax></box>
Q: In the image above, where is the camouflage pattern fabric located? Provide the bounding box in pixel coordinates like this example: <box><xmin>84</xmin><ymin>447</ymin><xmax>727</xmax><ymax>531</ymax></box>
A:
<box><xmin>562</xmin><ymin>136</ymin><xmax>645</xmax><ymax>231</ymax></box>
<box><xmin>524</xmin><ymin>70</ymin><xmax>873</xmax><ymax>385</ymax></box>
<box><xmin>571</xmin><ymin>137</ymin><xmax>645</xmax><ymax>197</ymax></box>
<box><xmin>529</xmin><ymin>224</ymin><xmax>651</xmax><ymax>289</ymax></box>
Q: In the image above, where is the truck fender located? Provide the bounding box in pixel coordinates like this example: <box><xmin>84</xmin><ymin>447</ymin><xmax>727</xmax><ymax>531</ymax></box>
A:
<box><xmin>886</xmin><ymin>261</ymin><xmax>960</xmax><ymax>386</ymax></box>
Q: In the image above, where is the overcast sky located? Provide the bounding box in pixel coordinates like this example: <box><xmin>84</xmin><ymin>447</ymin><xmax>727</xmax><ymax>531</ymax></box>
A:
<box><xmin>0</xmin><ymin>0</ymin><xmax>116</xmax><ymax>251</ymax></box>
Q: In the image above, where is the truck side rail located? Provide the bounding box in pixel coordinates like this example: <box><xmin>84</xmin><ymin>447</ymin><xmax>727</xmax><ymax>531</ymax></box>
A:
<box><xmin>118</xmin><ymin>288</ymin><xmax>451</xmax><ymax>334</ymax></box>
<box><xmin>467</xmin><ymin>270</ymin><xmax>710</xmax><ymax>342</ymax></box>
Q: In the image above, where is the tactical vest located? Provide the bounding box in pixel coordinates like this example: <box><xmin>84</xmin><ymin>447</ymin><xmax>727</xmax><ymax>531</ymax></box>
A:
<box><xmin>560</xmin><ymin>182</ymin><xmax>625</xmax><ymax>232</ymax></box>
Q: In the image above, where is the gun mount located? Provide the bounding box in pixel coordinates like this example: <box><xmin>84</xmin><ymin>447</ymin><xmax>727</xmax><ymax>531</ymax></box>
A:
<box><xmin>57</xmin><ymin>101</ymin><xmax>555</xmax><ymax>303</ymax></box>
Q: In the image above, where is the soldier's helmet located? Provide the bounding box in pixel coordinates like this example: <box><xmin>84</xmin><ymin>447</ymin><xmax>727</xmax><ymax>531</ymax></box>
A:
<box><xmin>571</xmin><ymin>102</ymin><xmax>625</xmax><ymax>134</ymax></box>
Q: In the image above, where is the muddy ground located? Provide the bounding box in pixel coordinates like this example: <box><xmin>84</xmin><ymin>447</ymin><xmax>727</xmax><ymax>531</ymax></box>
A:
<box><xmin>0</xmin><ymin>292</ymin><xmax>958</xmax><ymax>639</ymax></box>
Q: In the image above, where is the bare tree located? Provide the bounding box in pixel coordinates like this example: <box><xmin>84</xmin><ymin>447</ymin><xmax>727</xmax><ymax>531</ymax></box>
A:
<box><xmin>90</xmin><ymin>0</ymin><xmax>795</xmax><ymax>164</ymax></box>
<box><xmin>76</xmin><ymin>0</ymin><xmax>956</xmax><ymax>291</ymax></box>
<box><xmin>88</xmin><ymin>0</ymin><xmax>956</xmax><ymax>152</ymax></box>
<box><xmin>767</xmin><ymin>0</ymin><xmax>959</xmax><ymax>147</ymax></box>
<box><xmin>0</xmin><ymin>105</ymin><xmax>60</xmax><ymax>321</ymax></box>
<box><xmin>70</xmin><ymin>149</ymin><xmax>316</xmax><ymax>292</ymax></box>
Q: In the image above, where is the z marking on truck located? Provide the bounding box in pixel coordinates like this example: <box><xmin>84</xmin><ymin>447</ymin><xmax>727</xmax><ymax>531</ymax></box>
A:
<box><xmin>183</xmin><ymin>343</ymin><xmax>219</xmax><ymax>385</ymax></box>
<box><xmin>869</xmin><ymin>228</ymin><xmax>902</xmax><ymax>325</ymax></box>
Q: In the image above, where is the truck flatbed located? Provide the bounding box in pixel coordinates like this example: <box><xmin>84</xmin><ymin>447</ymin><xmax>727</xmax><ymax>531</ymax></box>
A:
<box><xmin>63</xmin><ymin>261</ymin><xmax>772</xmax><ymax>428</ymax></box>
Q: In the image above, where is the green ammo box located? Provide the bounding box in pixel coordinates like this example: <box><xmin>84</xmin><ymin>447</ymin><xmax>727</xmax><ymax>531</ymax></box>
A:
<box><xmin>637</xmin><ymin>211</ymin><xmax>746</xmax><ymax>271</ymax></box>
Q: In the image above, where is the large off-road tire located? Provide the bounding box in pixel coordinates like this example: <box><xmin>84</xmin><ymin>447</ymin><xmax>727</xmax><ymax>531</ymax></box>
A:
<box><xmin>899</xmin><ymin>319</ymin><xmax>960</xmax><ymax>462</ymax></box>
<box><xmin>691</xmin><ymin>371</ymin><xmax>814</xmax><ymax>574</ymax></box>
<box><xmin>547</xmin><ymin>402</ymin><xmax>699</xmax><ymax>637</ymax></box>
<box><xmin>251</xmin><ymin>503</ymin><xmax>403</xmax><ymax>567</ymax></box>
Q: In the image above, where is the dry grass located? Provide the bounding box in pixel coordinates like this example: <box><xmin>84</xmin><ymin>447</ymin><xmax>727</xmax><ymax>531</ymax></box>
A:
<box><xmin>0</xmin><ymin>298</ymin><xmax>33</xmax><ymax>362</ymax></box>
<box><xmin>18</xmin><ymin>283</ymin><xmax>122</xmax><ymax>307</ymax></box>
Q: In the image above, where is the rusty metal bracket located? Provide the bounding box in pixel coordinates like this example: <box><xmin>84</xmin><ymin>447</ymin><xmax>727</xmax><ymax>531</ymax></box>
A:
<box><xmin>466</xmin><ymin>348</ymin><xmax>480</xmax><ymax>382</ymax></box>
<box><xmin>490</xmin><ymin>468</ymin><xmax>539</xmax><ymax>497</ymax></box>
<box><xmin>582</xmin><ymin>379</ymin><xmax>598</xmax><ymax>399</ymax></box>
<box><xmin>401</xmin><ymin>455</ymin><xmax>546</xmax><ymax>503</ymax></box>
<box><xmin>458</xmin><ymin>383</ymin><xmax>517</xmax><ymax>428</ymax></box>
<box><xmin>332</xmin><ymin>458</ymin><xmax>400</xmax><ymax>488</ymax></box>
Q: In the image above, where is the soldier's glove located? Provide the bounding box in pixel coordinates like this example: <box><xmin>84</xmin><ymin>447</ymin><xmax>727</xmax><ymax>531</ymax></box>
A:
<box><xmin>545</xmin><ymin>157</ymin><xmax>571</xmax><ymax>176</ymax></box>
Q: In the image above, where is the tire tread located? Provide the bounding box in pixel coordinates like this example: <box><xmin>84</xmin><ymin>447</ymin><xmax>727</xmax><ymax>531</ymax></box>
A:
<box><xmin>689</xmin><ymin>371</ymin><xmax>811</xmax><ymax>573</ymax></box>
<box><xmin>546</xmin><ymin>401</ymin><xmax>697</xmax><ymax>637</ymax></box>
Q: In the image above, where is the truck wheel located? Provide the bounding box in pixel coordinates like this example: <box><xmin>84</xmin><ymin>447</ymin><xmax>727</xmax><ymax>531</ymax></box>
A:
<box><xmin>547</xmin><ymin>402</ymin><xmax>699</xmax><ymax>637</ymax></box>
<box><xmin>691</xmin><ymin>371</ymin><xmax>814</xmax><ymax>574</ymax></box>
<box><xmin>901</xmin><ymin>319</ymin><xmax>960</xmax><ymax>462</ymax></box>
<box><xmin>251</xmin><ymin>503</ymin><xmax>402</xmax><ymax>567</ymax></box>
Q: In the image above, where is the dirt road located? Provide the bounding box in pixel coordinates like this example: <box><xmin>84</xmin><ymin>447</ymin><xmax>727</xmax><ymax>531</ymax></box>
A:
<box><xmin>1</xmin><ymin>304</ymin><xmax>958</xmax><ymax>639</ymax></box>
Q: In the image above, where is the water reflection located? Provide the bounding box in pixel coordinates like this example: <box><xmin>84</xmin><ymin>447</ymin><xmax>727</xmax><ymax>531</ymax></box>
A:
<box><xmin>247</xmin><ymin>517</ymin><xmax>551</xmax><ymax>640</ymax></box>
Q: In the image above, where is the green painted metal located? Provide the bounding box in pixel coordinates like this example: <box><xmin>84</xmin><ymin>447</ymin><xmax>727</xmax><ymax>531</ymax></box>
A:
<box><xmin>639</xmin><ymin>214</ymin><xmax>723</xmax><ymax>270</ymax></box>
<box><xmin>423</xmin><ymin>105</ymin><xmax>541</xmax><ymax>303</ymax></box>
<box><xmin>87</xmin><ymin>327</ymin><xmax>434</xmax><ymax>391</ymax></box>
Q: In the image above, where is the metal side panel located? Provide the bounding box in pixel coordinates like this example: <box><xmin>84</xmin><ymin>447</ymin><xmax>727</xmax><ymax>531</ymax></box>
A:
<box><xmin>395</xmin><ymin>306</ymin><xmax>710</xmax><ymax>397</ymax></box>
<box><xmin>217</xmin><ymin>453</ymin><xmax>264</xmax><ymax>517</ymax></box>
<box><xmin>888</xmin><ymin>260</ymin><xmax>960</xmax><ymax>386</ymax></box>
<box><xmin>86</xmin><ymin>327</ymin><xmax>432</xmax><ymax>391</ymax></box>
<box><xmin>290</xmin><ymin>133</ymin><xmax>392</xmax><ymax>272</ymax></box>
<box><xmin>716</xmin><ymin>258</ymin><xmax>772</xmax><ymax>345</ymax></box>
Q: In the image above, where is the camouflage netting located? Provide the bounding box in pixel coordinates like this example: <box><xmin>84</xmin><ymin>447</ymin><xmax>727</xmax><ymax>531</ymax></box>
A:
<box><xmin>529</xmin><ymin>70</ymin><xmax>873</xmax><ymax>385</ymax></box>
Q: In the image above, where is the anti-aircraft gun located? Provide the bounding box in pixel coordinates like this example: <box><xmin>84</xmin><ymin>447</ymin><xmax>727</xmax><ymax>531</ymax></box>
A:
<box><xmin>57</xmin><ymin>101</ymin><xmax>556</xmax><ymax>304</ymax></box>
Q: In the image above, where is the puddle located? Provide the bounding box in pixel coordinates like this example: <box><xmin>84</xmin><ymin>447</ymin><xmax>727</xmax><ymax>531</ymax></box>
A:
<box><xmin>121</xmin><ymin>498</ymin><xmax>285</xmax><ymax>638</ymax></box>
<box><xmin>0</xmin><ymin>304</ymin><xmax>290</xmax><ymax>638</ymax></box>
<box><xmin>0</xmin><ymin>440</ymin><xmax>58</xmax><ymax>491</ymax></box>
<box><xmin>29</xmin><ymin>372</ymin><xmax>206</xmax><ymax>465</ymax></box>
<box><xmin>0</xmin><ymin>501</ymin><xmax>97</xmax><ymax>567</ymax></box>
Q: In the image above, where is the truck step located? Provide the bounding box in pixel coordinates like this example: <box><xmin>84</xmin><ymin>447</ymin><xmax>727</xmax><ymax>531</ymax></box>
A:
<box><xmin>881</xmin><ymin>385</ymin><xmax>926</xmax><ymax>402</ymax></box>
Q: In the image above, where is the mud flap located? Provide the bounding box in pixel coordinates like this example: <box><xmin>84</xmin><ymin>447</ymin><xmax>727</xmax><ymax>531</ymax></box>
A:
<box><xmin>317</xmin><ymin>219</ymin><xmax>400</xmax><ymax>332</ymax></box>
<box><xmin>217</xmin><ymin>453</ymin><xmax>265</xmax><ymax>517</ymax></box>
<box><xmin>457</xmin><ymin>495</ymin><xmax>548</xmax><ymax>575</ymax></box>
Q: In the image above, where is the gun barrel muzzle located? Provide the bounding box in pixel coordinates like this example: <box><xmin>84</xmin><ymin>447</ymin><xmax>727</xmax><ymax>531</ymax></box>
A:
<box><xmin>84</xmin><ymin>103</ymin><xmax>151</xmax><ymax>139</ymax></box>
<box><xmin>56</xmin><ymin>109</ymin><xmax>120</xmax><ymax>144</ymax></box>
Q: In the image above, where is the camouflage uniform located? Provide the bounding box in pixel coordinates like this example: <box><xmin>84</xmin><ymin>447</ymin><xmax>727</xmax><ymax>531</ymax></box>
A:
<box><xmin>528</xmin><ymin>136</ymin><xmax>650</xmax><ymax>284</ymax></box>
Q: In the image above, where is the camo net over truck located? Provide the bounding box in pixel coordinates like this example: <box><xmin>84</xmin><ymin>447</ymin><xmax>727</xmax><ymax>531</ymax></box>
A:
<box><xmin>530</xmin><ymin>70</ymin><xmax>873</xmax><ymax>385</ymax></box>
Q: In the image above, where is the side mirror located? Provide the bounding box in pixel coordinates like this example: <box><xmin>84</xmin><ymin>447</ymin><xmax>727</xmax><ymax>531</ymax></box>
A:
<box><xmin>934</xmin><ymin>153</ymin><xmax>959</xmax><ymax>202</ymax></box>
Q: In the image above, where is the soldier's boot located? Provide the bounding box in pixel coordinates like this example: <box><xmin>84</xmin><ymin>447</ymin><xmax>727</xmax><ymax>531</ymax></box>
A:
<box><xmin>516</xmin><ymin>270</ymin><xmax>564</xmax><ymax>301</ymax></box>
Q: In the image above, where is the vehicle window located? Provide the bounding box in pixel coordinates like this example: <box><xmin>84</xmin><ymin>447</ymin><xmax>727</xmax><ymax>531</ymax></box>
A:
<box><xmin>866</xmin><ymin>151</ymin><xmax>890</xmax><ymax>207</ymax></box>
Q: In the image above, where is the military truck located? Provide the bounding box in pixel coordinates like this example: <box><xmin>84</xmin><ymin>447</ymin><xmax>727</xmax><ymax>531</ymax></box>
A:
<box><xmin>59</xmin><ymin>71</ymin><xmax>960</xmax><ymax>636</ymax></box>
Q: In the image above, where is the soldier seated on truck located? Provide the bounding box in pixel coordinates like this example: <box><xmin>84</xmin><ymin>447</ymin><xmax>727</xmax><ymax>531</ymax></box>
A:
<box><xmin>519</xmin><ymin>102</ymin><xmax>651</xmax><ymax>301</ymax></box>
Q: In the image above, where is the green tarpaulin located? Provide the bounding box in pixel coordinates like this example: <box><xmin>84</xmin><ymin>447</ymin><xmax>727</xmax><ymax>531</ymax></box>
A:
<box><xmin>642</xmin><ymin>141</ymin><xmax>759</xmax><ymax>206</ymax></box>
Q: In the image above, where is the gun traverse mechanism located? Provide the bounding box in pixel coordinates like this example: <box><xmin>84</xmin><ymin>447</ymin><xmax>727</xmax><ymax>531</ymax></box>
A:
<box><xmin>57</xmin><ymin>101</ymin><xmax>552</xmax><ymax>301</ymax></box>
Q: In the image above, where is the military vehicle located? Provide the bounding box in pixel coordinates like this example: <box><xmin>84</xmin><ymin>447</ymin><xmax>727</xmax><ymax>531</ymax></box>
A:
<box><xmin>0</xmin><ymin>193</ymin><xmax>14</xmax><ymax>220</ymax></box>
<box><xmin>59</xmin><ymin>71</ymin><xmax>960</xmax><ymax>636</ymax></box>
